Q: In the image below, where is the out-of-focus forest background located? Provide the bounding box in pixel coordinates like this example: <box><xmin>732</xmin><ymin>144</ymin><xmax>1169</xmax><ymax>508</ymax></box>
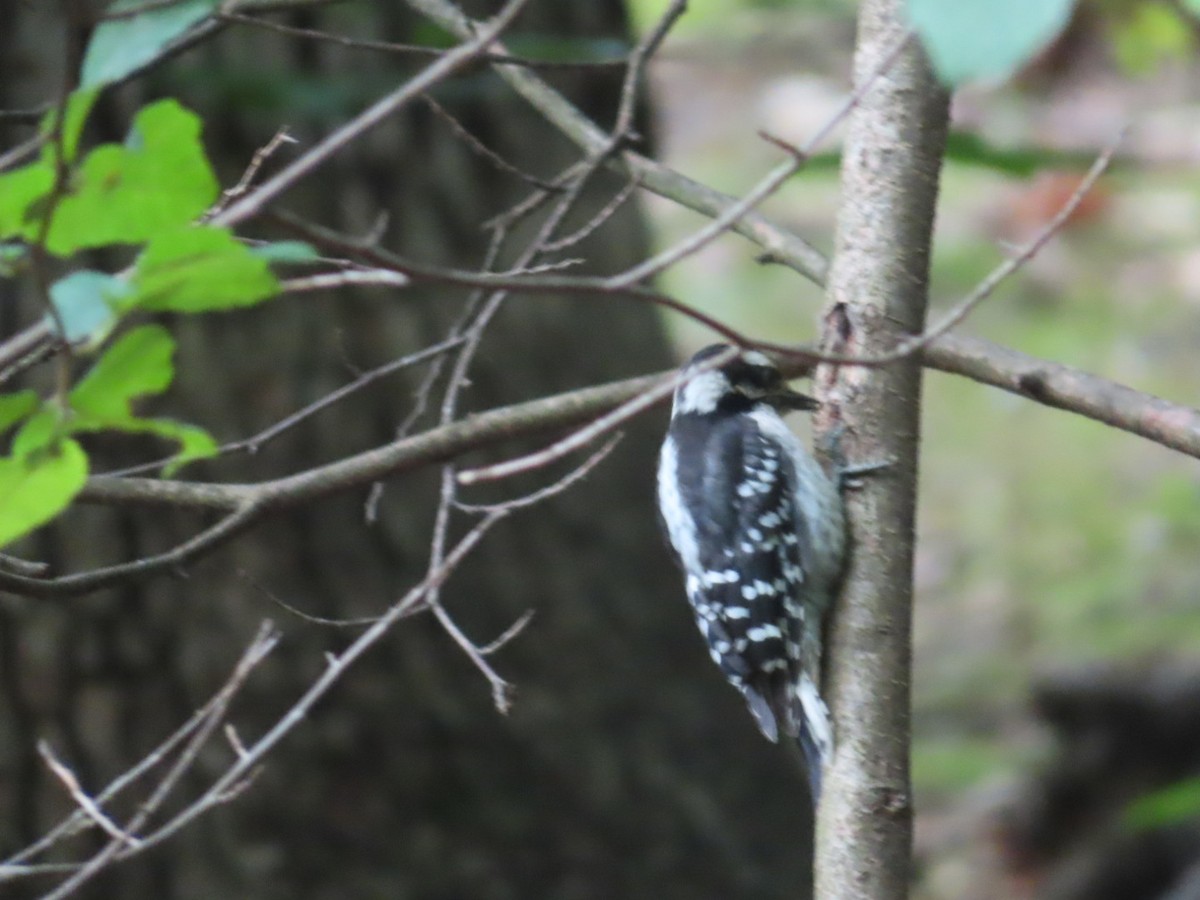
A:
<box><xmin>3</xmin><ymin>0</ymin><xmax>1200</xmax><ymax>897</ymax></box>
<box><xmin>637</xmin><ymin>0</ymin><xmax>1200</xmax><ymax>896</ymax></box>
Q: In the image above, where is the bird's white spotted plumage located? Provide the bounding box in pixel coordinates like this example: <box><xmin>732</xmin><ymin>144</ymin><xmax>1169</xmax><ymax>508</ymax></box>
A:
<box><xmin>656</xmin><ymin>344</ymin><xmax>844</xmax><ymax>804</ymax></box>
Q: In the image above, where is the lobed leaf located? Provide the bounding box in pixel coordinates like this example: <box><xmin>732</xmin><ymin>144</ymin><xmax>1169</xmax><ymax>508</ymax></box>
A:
<box><xmin>45</xmin><ymin>100</ymin><xmax>218</xmax><ymax>254</ymax></box>
<box><xmin>70</xmin><ymin>324</ymin><xmax>174</xmax><ymax>420</ymax></box>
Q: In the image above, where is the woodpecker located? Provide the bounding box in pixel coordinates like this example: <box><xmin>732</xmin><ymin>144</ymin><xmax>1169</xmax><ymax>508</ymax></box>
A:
<box><xmin>656</xmin><ymin>344</ymin><xmax>845</xmax><ymax>802</ymax></box>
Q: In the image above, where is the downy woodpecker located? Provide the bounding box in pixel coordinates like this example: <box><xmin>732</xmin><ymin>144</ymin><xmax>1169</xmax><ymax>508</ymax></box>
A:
<box><xmin>657</xmin><ymin>344</ymin><xmax>845</xmax><ymax>802</ymax></box>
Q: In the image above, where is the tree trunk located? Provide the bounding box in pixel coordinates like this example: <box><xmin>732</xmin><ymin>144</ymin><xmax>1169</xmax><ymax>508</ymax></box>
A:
<box><xmin>814</xmin><ymin>0</ymin><xmax>949</xmax><ymax>896</ymax></box>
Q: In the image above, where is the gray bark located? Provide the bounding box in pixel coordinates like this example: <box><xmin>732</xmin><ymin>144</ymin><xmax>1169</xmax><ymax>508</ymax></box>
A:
<box><xmin>813</xmin><ymin>0</ymin><xmax>949</xmax><ymax>896</ymax></box>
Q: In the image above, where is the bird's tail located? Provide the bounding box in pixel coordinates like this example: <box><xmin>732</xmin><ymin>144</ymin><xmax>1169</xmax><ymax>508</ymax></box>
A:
<box><xmin>790</xmin><ymin>673</ymin><xmax>832</xmax><ymax>805</ymax></box>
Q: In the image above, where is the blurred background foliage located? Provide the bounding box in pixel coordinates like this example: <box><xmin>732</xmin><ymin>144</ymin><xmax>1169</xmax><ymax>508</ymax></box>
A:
<box><xmin>630</xmin><ymin>0</ymin><xmax>1200</xmax><ymax>895</ymax></box>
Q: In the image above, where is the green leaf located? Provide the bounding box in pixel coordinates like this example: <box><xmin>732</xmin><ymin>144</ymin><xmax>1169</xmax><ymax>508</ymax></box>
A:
<box><xmin>129</xmin><ymin>225</ymin><xmax>279</xmax><ymax>312</ymax></box>
<box><xmin>47</xmin><ymin>270</ymin><xmax>131</xmax><ymax>346</ymax></box>
<box><xmin>81</xmin><ymin>0</ymin><xmax>217</xmax><ymax>89</ymax></box>
<box><xmin>67</xmin><ymin>325</ymin><xmax>217</xmax><ymax>468</ymax></box>
<box><xmin>1184</xmin><ymin>0</ymin><xmax>1200</xmax><ymax>15</ymax></box>
<box><xmin>0</xmin><ymin>162</ymin><xmax>54</xmax><ymax>239</ymax></box>
<box><xmin>12</xmin><ymin>408</ymin><xmax>63</xmax><ymax>458</ymax></box>
<box><xmin>70</xmin><ymin>325</ymin><xmax>174</xmax><ymax>420</ymax></box>
<box><xmin>0</xmin><ymin>438</ymin><xmax>88</xmax><ymax>548</ymax></box>
<box><xmin>45</xmin><ymin>100</ymin><xmax>218</xmax><ymax>254</ymax></box>
<box><xmin>906</xmin><ymin>0</ymin><xmax>1077</xmax><ymax>85</ymax></box>
<box><xmin>1125</xmin><ymin>776</ymin><xmax>1200</xmax><ymax>831</ymax></box>
<box><xmin>0</xmin><ymin>391</ymin><xmax>38</xmax><ymax>435</ymax></box>
<box><xmin>105</xmin><ymin>417</ymin><xmax>217</xmax><ymax>475</ymax></box>
<box><xmin>249</xmin><ymin>240</ymin><xmax>320</xmax><ymax>263</ymax></box>
<box><xmin>41</xmin><ymin>88</ymin><xmax>100</xmax><ymax>163</ymax></box>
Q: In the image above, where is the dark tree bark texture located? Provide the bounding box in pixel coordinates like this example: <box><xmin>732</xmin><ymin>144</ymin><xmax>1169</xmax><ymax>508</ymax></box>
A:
<box><xmin>0</xmin><ymin>2</ymin><xmax>816</xmax><ymax>898</ymax></box>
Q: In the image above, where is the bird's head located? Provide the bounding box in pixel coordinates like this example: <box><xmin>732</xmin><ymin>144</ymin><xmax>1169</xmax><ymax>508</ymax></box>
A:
<box><xmin>672</xmin><ymin>343</ymin><xmax>818</xmax><ymax>416</ymax></box>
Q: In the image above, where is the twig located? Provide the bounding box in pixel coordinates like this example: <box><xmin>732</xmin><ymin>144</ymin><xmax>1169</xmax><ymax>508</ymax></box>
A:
<box><xmin>210</xmin><ymin>0</ymin><xmax>533</xmax><ymax>229</ymax></box>
<box><xmin>2</xmin><ymin>623</ymin><xmax>277</xmax><ymax>879</ymax></box>
<box><xmin>279</xmin><ymin>268</ymin><xmax>410</xmax><ymax>292</ymax></box>
<box><xmin>39</xmin><ymin>622</ymin><xmax>280</xmax><ymax>899</ymax></box>
<box><xmin>538</xmin><ymin>174</ymin><xmax>640</xmax><ymax>253</ymax></box>
<box><xmin>428</xmin><ymin>435</ymin><xmax>621</xmax><ymax>711</ymax></box>
<box><xmin>422</xmin><ymin>94</ymin><xmax>560</xmax><ymax>190</ymax></box>
<box><xmin>456</xmin><ymin>436</ymin><xmax>621</xmax><ymax>511</ymax></box>
<box><xmin>409</xmin><ymin>0</ymin><xmax>830</xmax><ymax>283</ymax></box>
<box><xmin>456</xmin><ymin>348</ymin><xmax>736</xmax><ymax>486</ymax></box>
<box><xmin>101</xmin><ymin>336</ymin><xmax>466</xmax><ymax>477</ymax></box>
<box><xmin>220</xmin><ymin>9</ymin><xmax>627</xmax><ymax>70</ymax></box>
<box><xmin>205</xmin><ymin>127</ymin><xmax>297</xmax><ymax>220</ymax></box>
<box><xmin>607</xmin><ymin>32</ymin><xmax>913</xmax><ymax>290</ymax></box>
<box><xmin>839</xmin><ymin>127</ymin><xmax>1125</xmax><ymax>366</ymax></box>
<box><xmin>477</xmin><ymin>609</ymin><xmax>535</xmax><ymax>656</ymax></box>
<box><xmin>37</xmin><ymin>742</ymin><xmax>143</xmax><ymax>850</ymax></box>
<box><xmin>924</xmin><ymin>333</ymin><xmax>1200</xmax><ymax>458</ymax></box>
<box><xmin>0</xmin><ymin>553</ymin><xmax>49</xmax><ymax>577</ymax></box>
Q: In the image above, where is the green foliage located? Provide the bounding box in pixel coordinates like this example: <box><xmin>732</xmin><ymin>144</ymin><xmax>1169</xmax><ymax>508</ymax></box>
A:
<box><xmin>82</xmin><ymin>0</ymin><xmax>218</xmax><ymax>89</ymax></box>
<box><xmin>131</xmin><ymin>226</ymin><xmax>278</xmax><ymax>312</ymax></box>
<box><xmin>250</xmin><ymin>240</ymin><xmax>322</xmax><ymax>263</ymax></box>
<box><xmin>906</xmin><ymin>0</ymin><xmax>1077</xmax><ymax>85</ymax></box>
<box><xmin>1124</xmin><ymin>776</ymin><xmax>1200</xmax><ymax>831</ymax></box>
<box><xmin>0</xmin><ymin>438</ymin><xmax>88</xmax><ymax>549</ymax></box>
<box><xmin>1110</xmin><ymin>2</ymin><xmax>1195</xmax><ymax>76</ymax></box>
<box><xmin>0</xmin><ymin>391</ymin><xmax>38</xmax><ymax>434</ymax></box>
<box><xmin>67</xmin><ymin>325</ymin><xmax>217</xmax><ymax>472</ymax></box>
<box><xmin>0</xmin><ymin>78</ymin><xmax>296</xmax><ymax>546</ymax></box>
<box><xmin>46</xmin><ymin>100</ymin><xmax>219</xmax><ymax>254</ymax></box>
<box><xmin>69</xmin><ymin>325</ymin><xmax>175</xmax><ymax>419</ymax></box>
<box><xmin>42</xmin><ymin>87</ymin><xmax>100</xmax><ymax>162</ymax></box>
<box><xmin>0</xmin><ymin>164</ymin><xmax>54</xmax><ymax>238</ymax></box>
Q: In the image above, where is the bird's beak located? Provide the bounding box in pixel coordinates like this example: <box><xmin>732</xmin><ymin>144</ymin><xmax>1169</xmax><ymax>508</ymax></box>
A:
<box><xmin>769</xmin><ymin>387</ymin><xmax>821</xmax><ymax>412</ymax></box>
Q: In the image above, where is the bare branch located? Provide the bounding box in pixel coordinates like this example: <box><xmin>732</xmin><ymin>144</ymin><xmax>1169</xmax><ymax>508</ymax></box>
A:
<box><xmin>1</xmin><ymin>623</ymin><xmax>278</xmax><ymax>884</ymax></box>
<box><xmin>924</xmin><ymin>333</ymin><xmax>1200</xmax><ymax>457</ymax></box>
<box><xmin>431</xmin><ymin>433</ymin><xmax>620</xmax><ymax>711</ymax></box>
<box><xmin>606</xmin><ymin>30</ymin><xmax>913</xmax><ymax>291</ymax></box>
<box><xmin>37</xmin><ymin>743</ymin><xmax>143</xmax><ymax>850</ymax></box>
<box><xmin>219</xmin><ymin>9</ymin><xmax>626</xmax><ymax>70</ymax></box>
<box><xmin>421</xmin><ymin>94</ymin><xmax>561</xmax><ymax>190</ymax></box>
<box><xmin>205</xmin><ymin>127</ymin><xmax>297</xmax><ymax>220</ymax></box>
<box><xmin>104</xmin><ymin>337</ymin><xmax>466</xmax><ymax>478</ymax></box>
<box><xmin>278</xmin><ymin>268</ymin><xmax>410</xmax><ymax>292</ymax></box>
<box><xmin>210</xmin><ymin>0</ymin><xmax>533</xmax><ymax>229</ymax></box>
<box><xmin>408</xmin><ymin>0</ymin><xmax>830</xmax><ymax>284</ymax></box>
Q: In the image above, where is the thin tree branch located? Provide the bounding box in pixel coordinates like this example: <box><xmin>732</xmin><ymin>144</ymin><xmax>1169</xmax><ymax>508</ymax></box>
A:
<box><xmin>3</xmin><ymin>327</ymin><xmax>1196</xmax><ymax>600</ymax></box>
<box><xmin>924</xmin><ymin>333</ymin><xmax>1200</xmax><ymax>457</ymax></box>
<box><xmin>0</xmin><ymin>622</ymin><xmax>278</xmax><ymax>882</ymax></box>
<box><xmin>37</xmin><ymin>743</ymin><xmax>143</xmax><ymax>850</ymax></box>
<box><xmin>219</xmin><ymin>9</ymin><xmax>627</xmax><ymax>70</ymax></box>
<box><xmin>407</xmin><ymin>0</ymin><xmax>831</xmax><ymax>283</ymax></box>
<box><xmin>210</xmin><ymin>0</ymin><xmax>532</xmax><ymax>229</ymax></box>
